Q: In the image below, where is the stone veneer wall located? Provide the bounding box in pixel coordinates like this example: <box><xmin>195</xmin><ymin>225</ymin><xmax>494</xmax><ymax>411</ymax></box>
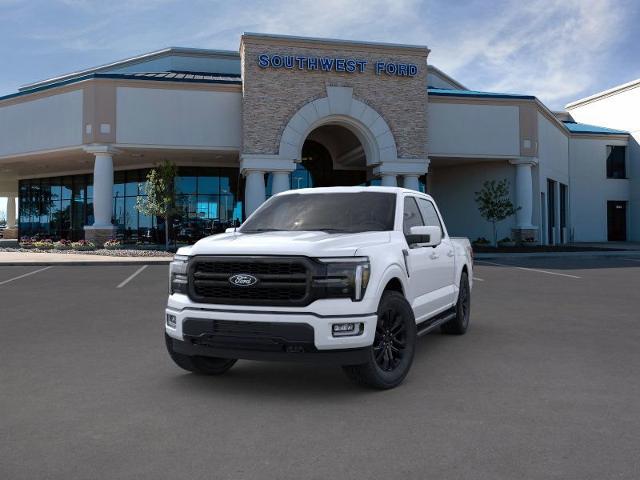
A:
<box><xmin>240</xmin><ymin>36</ymin><xmax>429</xmax><ymax>160</ymax></box>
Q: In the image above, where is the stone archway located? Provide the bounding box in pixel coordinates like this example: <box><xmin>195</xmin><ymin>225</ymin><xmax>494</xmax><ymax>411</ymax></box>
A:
<box><xmin>278</xmin><ymin>86</ymin><xmax>398</xmax><ymax>166</ymax></box>
<box><xmin>240</xmin><ymin>86</ymin><xmax>429</xmax><ymax>215</ymax></box>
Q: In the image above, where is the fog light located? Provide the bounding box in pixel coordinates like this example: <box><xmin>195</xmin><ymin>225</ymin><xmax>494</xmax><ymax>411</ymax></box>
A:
<box><xmin>332</xmin><ymin>322</ymin><xmax>363</xmax><ymax>337</ymax></box>
<box><xmin>166</xmin><ymin>314</ymin><xmax>177</xmax><ymax>328</ymax></box>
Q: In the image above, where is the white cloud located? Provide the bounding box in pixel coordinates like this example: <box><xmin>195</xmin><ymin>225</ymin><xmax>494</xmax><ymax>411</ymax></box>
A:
<box><xmin>425</xmin><ymin>0</ymin><xmax>631</xmax><ymax>108</ymax></box>
<box><xmin>3</xmin><ymin>0</ymin><xmax>635</xmax><ymax>109</ymax></box>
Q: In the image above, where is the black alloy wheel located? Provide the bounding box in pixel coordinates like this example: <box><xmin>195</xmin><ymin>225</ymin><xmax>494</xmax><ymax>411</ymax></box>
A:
<box><xmin>342</xmin><ymin>291</ymin><xmax>416</xmax><ymax>389</ymax></box>
<box><xmin>374</xmin><ymin>307</ymin><xmax>408</xmax><ymax>372</ymax></box>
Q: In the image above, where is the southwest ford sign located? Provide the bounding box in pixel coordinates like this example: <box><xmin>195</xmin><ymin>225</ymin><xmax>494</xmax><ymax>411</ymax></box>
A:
<box><xmin>257</xmin><ymin>54</ymin><xmax>418</xmax><ymax>77</ymax></box>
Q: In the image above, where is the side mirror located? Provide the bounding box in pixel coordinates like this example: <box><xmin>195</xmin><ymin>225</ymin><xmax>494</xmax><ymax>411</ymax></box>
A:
<box><xmin>406</xmin><ymin>225</ymin><xmax>442</xmax><ymax>247</ymax></box>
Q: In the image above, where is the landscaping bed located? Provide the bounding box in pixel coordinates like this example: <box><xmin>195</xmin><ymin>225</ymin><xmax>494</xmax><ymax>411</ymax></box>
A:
<box><xmin>0</xmin><ymin>238</ymin><xmax>173</xmax><ymax>257</ymax></box>
<box><xmin>0</xmin><ymin>247</ymin><xmax>173</xmax><ymax>257</ymax></box>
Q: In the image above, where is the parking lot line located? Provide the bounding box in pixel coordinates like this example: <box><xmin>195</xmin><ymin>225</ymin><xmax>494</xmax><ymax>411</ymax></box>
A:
<box><xmin>0</xmin><ymin>266</ymin><xmax>52</xmax><ymax>286</ymax></box>
<box><xmin>116</xmin><ymin>265</ymin><xmax>148</xmax><ymax>289</ymax></box>
<box><xmin>476</xmin><ymin>260</ymin><xmax>581</xmax><ymax>279</ymax></box>
<box><xmin>473</xmin><ymin>277</ymin><xmax>485</xmax><ymax>282</ymax></box>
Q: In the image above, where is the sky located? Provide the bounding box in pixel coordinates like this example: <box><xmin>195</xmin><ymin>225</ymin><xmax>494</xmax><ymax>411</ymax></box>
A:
<box><xmin>1</xmin><ymin>0</ymin><xmax>639</xmax><ymax>215</ymax></box>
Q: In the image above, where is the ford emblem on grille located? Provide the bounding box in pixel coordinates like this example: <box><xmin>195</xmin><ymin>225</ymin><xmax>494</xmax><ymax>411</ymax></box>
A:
<box><xmin>229</xmin><ymin>274</ymin><xmax>259</xmax><ymax>287</ymax></box>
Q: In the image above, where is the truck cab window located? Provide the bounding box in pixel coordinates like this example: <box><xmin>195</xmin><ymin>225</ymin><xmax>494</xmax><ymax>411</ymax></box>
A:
<box><xmin>403</xmin><ymin>197</ymin><xmax>424</xmax><ymax>235</ymax></box>
<box><xmin>416</xmin><ymin>198</ymin><xmax>444</xmax><ymax>235</ymax></box>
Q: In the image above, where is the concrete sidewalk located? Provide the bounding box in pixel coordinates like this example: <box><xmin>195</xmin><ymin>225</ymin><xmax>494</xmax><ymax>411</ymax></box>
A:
<box><xmin>476</xmin><ymin>250</ymin><xmax>640</xmax><ymax>260</ymax></box>
<box><xmin>0</xmin><ymin>251</ymin><xmax>172</xmax><ymax>266</ymax></box>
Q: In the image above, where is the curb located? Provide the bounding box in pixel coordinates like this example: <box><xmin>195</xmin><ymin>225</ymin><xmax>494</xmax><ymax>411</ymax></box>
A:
<box><xmin>475</xmin><ymin>250</ymin><xmax>640</xmax><ymax>260</ymax></box>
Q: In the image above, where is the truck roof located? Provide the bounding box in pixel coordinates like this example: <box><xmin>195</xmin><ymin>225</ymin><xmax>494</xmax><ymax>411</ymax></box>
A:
<box><xmin>277</xmin><ymin>186</ymin><xmax>432</xmax><ymax>197</ymax></box>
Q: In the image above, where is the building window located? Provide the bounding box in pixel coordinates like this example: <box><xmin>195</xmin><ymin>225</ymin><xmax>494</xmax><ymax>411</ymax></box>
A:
<box><xmin>606</xmin><ymin>146</ymin><xmax>626</xmax><ymax>179</ymax></box>
<box><xmin>18</xmin><ymin>175</ymin><xmax>92</xmax><ymax>241</ymax></box>
<box><xmin>18</xmin><ymin>167</ymin><xmax>242</xmax><ymax>245</ymax></box>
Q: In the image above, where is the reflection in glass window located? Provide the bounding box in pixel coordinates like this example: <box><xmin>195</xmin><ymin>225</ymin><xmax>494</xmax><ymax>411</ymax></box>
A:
<box><xmin>17</xmin><ymin>167</ymin><xmax>242</xmax><ymax>244</ymax></box>
<box><xmin>175</xmin><ymin>175</ymin><xmax>197</xmax><ymax>195</ymax></box>
<box><xmin>291</xmin><ymin>163</ymin><xmax>313</xmax><ymax>189</ymax></box>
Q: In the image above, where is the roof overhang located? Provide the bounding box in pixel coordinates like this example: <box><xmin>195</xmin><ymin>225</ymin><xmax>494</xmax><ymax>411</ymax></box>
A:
<box><xmin>565</xmin><ymin>78</ymin><xmax>640</xmax><ymax>109</ymax></box>
<box><xmin>19</xmin><ymin>47</ymin><xmax>240</xmax><ymax>93</ymax></box>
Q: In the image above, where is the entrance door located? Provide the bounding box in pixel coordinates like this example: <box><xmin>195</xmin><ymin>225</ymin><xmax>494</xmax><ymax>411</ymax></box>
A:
<box><xmin>607</xmin><ymin>201</ymin><xmax>627</xmax><ymax>241</ymax></box>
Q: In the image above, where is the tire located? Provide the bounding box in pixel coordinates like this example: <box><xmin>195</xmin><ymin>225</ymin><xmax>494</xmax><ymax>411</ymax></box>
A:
<box><xmin>441</xmin><ymin>271</ymin><xmax>471</xmax><ymax>335</ymax></box>
<box><xmin>165</xmin><ymin>333</ymin><xmax>237</xmax><ymax>375</ymax></box>
<box><xmin>342</xmin><ymin>291</ymin><xmax>416</xmax><ymax>389</ymax></box>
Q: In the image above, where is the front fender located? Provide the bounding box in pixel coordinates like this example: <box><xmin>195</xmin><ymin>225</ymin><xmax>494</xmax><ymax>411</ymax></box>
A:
<box><xmin>371</xmin><ymin>263</ymin><xmax>410</xmax><ymax>305</ymax></box>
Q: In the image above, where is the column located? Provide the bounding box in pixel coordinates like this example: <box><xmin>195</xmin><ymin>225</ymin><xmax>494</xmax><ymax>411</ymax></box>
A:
<box><xmin>84</xmin><ymin>146</ymin><xmax>117</xmax><ymax>245</ymax></box>
<box><xmin>509</xmin><ymin>158</ymin><xmax>538</xmax><ymax>241</ymax></box>
<box><xmin>402</xmin><ymin>174</ymin><xmax>420</xmax><ymax>191</ymax></box>
<box><xmin>244</xmin><ymin>170</ymin><xmax>266</xmax><ymax>216</ymax></box>
<box><xmin>92</xmin><ymin>153</ymin><xmax>115</xmax><ymax>227</ymax></box>
<box><xmin>380</xmin><ymin>174</ymin><xmax>397</xmax><ymax>187</ymax></box>
<box><xmin>6</xmin><ymin>195</ymin><xmax>16</xmax><ymax>229</ymax></box>
<box><xmin>271</xmin><ymin>171</ymin><xmax>290</xmax><ymax>195</ymax></box>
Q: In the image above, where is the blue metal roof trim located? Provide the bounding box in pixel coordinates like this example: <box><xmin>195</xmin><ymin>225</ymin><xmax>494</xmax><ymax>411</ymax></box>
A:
<box><xmin>427</xmin><ymin>87</ymin><xmax>536</xmax><ymax>100</ymax></box>
<box><xmin>0</xmin><ymin>72</ymin><xmax>242</xmax><ymax>102</ymax></box>
<box><xmin>562</xmin><ymin>121</ymin><xmax>628</xmax><ymax>135</ymax></box>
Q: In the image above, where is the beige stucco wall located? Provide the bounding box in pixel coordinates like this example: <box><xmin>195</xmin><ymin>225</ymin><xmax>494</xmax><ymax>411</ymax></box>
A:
<box><xmin>240</xmin><ymin>35</ymin><xmax>429</xmax><ymax>160</ymax></box>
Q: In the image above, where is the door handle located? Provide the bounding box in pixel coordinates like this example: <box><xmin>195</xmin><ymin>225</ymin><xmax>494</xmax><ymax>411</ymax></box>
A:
<box><xmin>447</xmin><ymin>250</ymin><xmax>454</xmax><ymax>257</ymax></box>
<box><xmin>430</xmin><ymin>252</ymin><xmax>439</xmax><ymax>260</ymax></box>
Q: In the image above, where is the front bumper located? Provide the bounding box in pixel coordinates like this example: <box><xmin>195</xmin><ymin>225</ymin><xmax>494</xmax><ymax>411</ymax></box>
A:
<box><xmin>167</xmin><ymin>334</ymin><xmax>370</xmax><ymax>365</ymax></box>
<box><xmin>165</xmin><ymin>300</ymin><xmax>378</xmax><ymax>356</ymax></box>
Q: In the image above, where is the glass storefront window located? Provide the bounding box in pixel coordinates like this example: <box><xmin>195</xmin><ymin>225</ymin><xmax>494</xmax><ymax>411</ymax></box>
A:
<box><xmin>18</xmin><ymin>166</ymin><xmax>242</xmax><ymax>244</ymax></box>
<box><xmin>176</xmin><ymin>175</ymin><xmax>197</xmax><ymax>195</ymax></box>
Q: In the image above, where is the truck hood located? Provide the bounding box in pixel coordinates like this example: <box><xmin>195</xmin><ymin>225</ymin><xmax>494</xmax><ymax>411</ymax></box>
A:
<box><xmin>186</xmin><ymin>231</ymin><xmax>392</xmax><ymax>257</ymax></box>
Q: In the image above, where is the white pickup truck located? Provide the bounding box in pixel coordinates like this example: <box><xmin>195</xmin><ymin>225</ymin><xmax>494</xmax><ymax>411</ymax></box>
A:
<box><xmin>165</xmin><ymin>187</ymin><xmax>473</xmax><ymax>389</ymax></box>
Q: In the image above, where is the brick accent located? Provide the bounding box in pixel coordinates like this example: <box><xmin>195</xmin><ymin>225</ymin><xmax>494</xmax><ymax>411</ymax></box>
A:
<box><xmin>2</xmin><ymin>227</ymin><xmax>18</xmax><ymax>239</ymax></box>
<box><xmin>511</xmin><ymin>228</ymin><xmax>538</xmax><ymax>243</ymax></box>
<box><xmin>240</xmin><ymin>35</ymin><xmax>429</xmax><ymax>160</ymax></box>
<box><xmin>84</xmin><ymin>227</ymin><xmax>116</xmax><ymax>247</ymax></box>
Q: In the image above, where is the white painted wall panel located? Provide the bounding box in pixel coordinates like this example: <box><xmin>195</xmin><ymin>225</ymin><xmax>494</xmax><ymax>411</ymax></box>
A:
<box><xmin>568</xmin><ymin>87</ymin><xmax>639</xmax><ymax>241</ymax></box>
<box><xmin>0</xmin><ymin>90</ymin><xmax>83</xmax><ymax>156</ymax></box>
<box><xmin>429</xmin><ymin>161</ymin><xmax>517</xmax><ymax>242</ymax></box>
<box><xmin>537</xmin><ymin>112</ymin><xmax>569</xmax><ymax>186</ymax></box>
<box><xmin>116</xmin><ymin>87</ymin><xmax>242</xmax><ymax>148</ymax></box>
<box><xmin>428</xmin><ymin>103</ymin><xmax>519</xmax><ymax>157</ymax></box>
<box><xmin>569</xmin><ymin>137</ymin><xmax>630</xmax><ymax>242</ymax></box>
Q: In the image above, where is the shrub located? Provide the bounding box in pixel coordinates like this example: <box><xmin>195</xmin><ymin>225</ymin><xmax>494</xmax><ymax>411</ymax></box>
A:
<box><xmin>53</xmin><ymin>239</ymin><xmax>73</xmax><ymax>250</ymax></box>
<box><xmin>33</xmin><ymin>239</ymin><xmax>54</xmax><ymax>250</ymax></box>
<box><xmin>19</xmin><ymin>236</ymin><xmax>34</xmax><ymax>249</ymax></box>
<box><xmin>103</xmin><ymin>239</ymin><xmax>122</xmax><ymax>250</ymax></box>
<box><xmin>472</xmin><ymin>237</ymin><xmax>490</xmax><ymax>245</ymax></box>
<box><xmin>71</xmin><ymin>240</ymin><xmax>96</xmax><ymax>251</ymax></box>
<box><xmin>498</xmin><ymin>237</ymin><xmax>512</xmax><ymax>244</ymax></box>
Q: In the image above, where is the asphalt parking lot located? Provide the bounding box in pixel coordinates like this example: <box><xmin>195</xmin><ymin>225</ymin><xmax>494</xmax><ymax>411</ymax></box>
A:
<box><xmin>1</xmin><ymin>257</ymin><xmax>640</xmax><ymax>479</ymax></box>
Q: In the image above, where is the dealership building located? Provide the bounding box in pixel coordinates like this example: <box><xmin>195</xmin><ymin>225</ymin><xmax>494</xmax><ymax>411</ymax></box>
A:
<box><xmin>0</xmin><ymin>33</ymin><xmax>637</xmax><ymax>245</ymax></box>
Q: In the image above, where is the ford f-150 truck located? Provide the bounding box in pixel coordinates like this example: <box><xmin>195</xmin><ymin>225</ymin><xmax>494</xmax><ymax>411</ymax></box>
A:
<box><xmin>165</xmin><ymin>187</ymin><xmax>473</xmax><ymax>389</ymax></box>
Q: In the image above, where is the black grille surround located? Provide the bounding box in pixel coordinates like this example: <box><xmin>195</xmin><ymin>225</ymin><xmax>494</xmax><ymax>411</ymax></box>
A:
<box><xmin>188</xmin><ymin>255</ymin><xmax>332</xmax><ymax>307</ymax></box>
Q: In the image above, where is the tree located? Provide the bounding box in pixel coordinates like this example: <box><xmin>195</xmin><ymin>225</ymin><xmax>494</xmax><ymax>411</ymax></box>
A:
<box><xmin>474</xmin><ymin>179</ymin><xmax>519</xmax><ymax>246</ymax></box>
<box><xmin>136</xmin><ymin>160</ymin><xmax>178</xmax><ymax>250</ymax></box>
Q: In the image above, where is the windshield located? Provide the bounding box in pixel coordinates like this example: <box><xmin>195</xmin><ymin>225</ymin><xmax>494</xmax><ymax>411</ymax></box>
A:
<box><xmin>240</xmin><ymin>192</ymin><xmax>396</xmax><ymax>234</ymax></box>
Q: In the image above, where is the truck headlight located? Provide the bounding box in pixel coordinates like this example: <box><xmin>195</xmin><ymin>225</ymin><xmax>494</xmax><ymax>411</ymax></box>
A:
<box><xmin>314</xmin><ymin>257</ymin><xmax>370</xmax><ymax>301</ymax></box>
<box><xmin>169</xmin><ymin>254</ymin><xmax>189</xmax><ymax>294</ymax></box>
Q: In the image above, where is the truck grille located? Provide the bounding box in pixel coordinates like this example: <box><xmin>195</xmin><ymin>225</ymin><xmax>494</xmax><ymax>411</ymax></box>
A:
<box><xmin>188</xmin><ymin>256</ymin><xmax>313</xmax><ymax>306</ymax></box>
<box><xmin>183</xmin><ymin>318</ymin><xmax>316</xmax><ymax>352</ymax></box>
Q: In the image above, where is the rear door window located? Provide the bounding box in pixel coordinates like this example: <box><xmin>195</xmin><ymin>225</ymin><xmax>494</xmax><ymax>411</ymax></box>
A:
<box><xmin>403</xmin><ymin>197</ymin><xmax>425</xmax><ymax>236</ymax></box>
